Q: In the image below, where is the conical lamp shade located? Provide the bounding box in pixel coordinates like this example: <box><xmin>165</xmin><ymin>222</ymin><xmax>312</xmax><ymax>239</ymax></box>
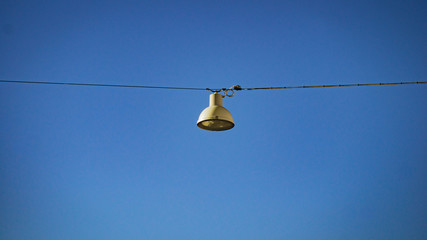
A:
<box><xmin>197</xmin><ymin>93</ymin><xmax>234</xmax><ymax>131</ymax></box>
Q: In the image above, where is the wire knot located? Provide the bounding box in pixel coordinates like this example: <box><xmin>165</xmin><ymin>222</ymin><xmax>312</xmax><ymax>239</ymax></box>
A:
<box><xmin>232</xmin><ymin>85</ymin><xmax>242</xmax><ymax>91</ymax></box>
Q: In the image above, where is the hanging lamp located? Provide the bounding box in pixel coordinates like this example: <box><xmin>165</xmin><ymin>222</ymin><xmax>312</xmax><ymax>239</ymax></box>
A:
<box><xmin>197</xmin><ymin>91</ymin><xmax>234</xmax><ymax>131</ymax></box>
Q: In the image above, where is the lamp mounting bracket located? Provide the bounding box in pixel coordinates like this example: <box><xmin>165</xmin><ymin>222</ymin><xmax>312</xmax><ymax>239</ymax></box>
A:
<box><xmin>206</xmin><ymin>85</ymin><xmax>240</xmax><ymax>97</ymax></box>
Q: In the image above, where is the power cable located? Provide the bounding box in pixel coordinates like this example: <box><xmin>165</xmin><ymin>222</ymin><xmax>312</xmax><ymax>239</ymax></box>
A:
<box><xmin>0</xmin><ymin>79</ymin><xmax>207</xmax><ymax>91</ymax></box>
<box><xmin>1</xmin><ymin>79</ymin><xmax>426</xmax><ymax>92</ymax></box>
<box><xmin>236</xmin><ymin>81</ymin><xmax>427</xmax><ymax>90</ymax></box>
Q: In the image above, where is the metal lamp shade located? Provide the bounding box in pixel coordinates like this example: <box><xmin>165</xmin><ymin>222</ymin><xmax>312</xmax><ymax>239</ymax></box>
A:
<box><xmin>197</xmin><ymin>93</ymin><xmax>234</xmax><ymax>131</ymax></box>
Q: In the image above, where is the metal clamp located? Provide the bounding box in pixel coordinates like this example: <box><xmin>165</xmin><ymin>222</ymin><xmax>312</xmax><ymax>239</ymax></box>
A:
<box><xmin>206</xmin><ymin>85</ymin><xmax>239</xmax><ymax>97</ymax></box>
<box><xmin>224</xmin><ymin>89</ymin><xmax>235</xmax><ymax>97</ymax></box>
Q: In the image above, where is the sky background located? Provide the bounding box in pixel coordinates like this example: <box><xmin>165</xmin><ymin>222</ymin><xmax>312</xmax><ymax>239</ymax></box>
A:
<box><xmin>1</xmin><ymin>0</ymin><xmax>427</xmax><ymax>239</ymax></box>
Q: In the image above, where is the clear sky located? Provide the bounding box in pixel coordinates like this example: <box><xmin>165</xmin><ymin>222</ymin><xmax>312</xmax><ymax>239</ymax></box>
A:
<box><xmin>1</xmin><ymin>1</ymin><xmax>426</xmax><ymax>239</ymax></box>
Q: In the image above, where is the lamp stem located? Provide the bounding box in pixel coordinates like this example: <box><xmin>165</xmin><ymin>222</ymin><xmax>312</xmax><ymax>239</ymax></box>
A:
<box><xmin>210</xmin><ymin>93</ymin><xmax>223</xmax><ymax>106</ymax></box>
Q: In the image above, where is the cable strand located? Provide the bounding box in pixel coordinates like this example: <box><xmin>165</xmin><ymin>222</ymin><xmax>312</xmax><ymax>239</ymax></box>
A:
<box><xmin>1</xmin><ymin>79</ymin><xmax>426</xmax><ymax>91</ymax></box>
<box><xmin>238</xmin><ymin>81</ymin><xmax>427</xmax><ymax>90</ymax></box>
<box><xmin>0</xmin><ymin>80</ymin><xmax>207</xmax><ymax>91</ymax></box>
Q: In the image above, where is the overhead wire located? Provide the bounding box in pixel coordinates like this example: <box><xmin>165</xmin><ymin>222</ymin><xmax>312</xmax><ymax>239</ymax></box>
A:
<box><xmin>236</xmin><ymin>81</ymin><xmax>427</xmax><ymax>91</ymax></box>
<box><xmin>0</xmin><ymin>79</ymin><xmax>426</xmax><ymax>92</ymax></box>
<box><xmin>0</xmin><ymin>79</ymin><xmax>207</xmax><ymax>91</ymax></box>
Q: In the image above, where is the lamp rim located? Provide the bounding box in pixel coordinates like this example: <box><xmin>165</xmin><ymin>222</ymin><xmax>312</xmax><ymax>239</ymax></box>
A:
<box><xmin>197</xmin><ymin>119</ymin><xmax>235</xmax><ymax>131</ymax></box>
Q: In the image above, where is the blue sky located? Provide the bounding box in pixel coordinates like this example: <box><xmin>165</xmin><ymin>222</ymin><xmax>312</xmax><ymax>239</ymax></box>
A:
<box><xmin>1</xmin><ymin>1</ymin><xmax>426</xmax><ymax>239</ymax></box>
